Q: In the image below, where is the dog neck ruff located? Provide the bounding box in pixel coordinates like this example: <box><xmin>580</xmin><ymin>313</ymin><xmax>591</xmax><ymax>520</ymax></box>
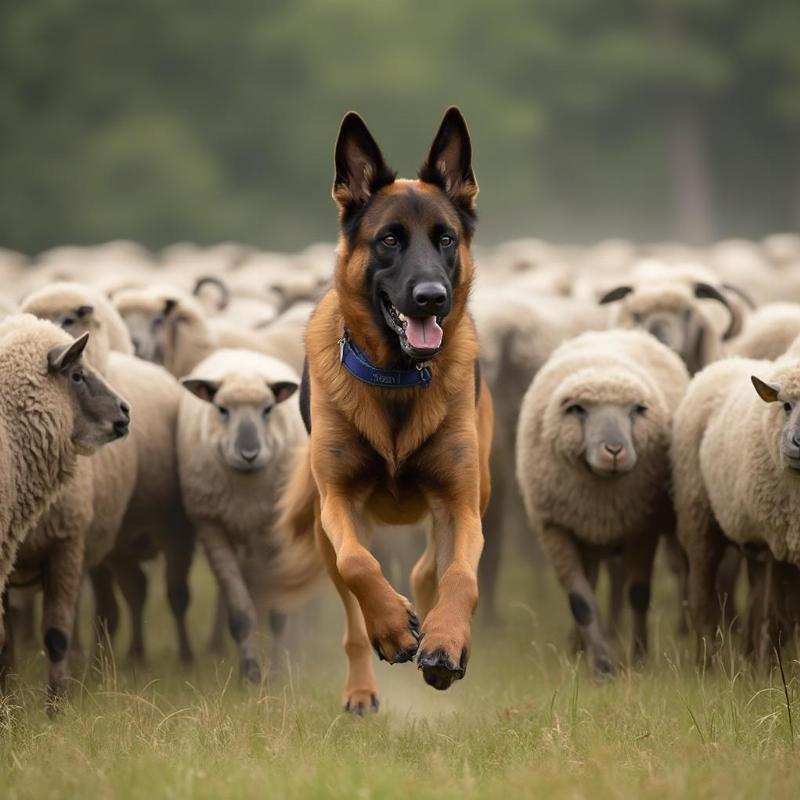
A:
<box><xmin>338</xmin><ymin>328</ymin><xmax>432</xmax><ymax>388</ymax></box>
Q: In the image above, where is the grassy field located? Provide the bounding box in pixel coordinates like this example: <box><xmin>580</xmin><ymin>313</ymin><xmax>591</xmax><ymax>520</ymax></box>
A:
<box><xmin>2</xmin><ymin>550</ymin><xmax>799</xmax><ymax>800</ymax></box>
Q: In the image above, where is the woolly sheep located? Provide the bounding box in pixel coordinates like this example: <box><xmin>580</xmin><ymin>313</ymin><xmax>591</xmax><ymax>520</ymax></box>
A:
<box><xmin>113</xmin><ymin>285</ymin><xmax>309</xmax><ymax>377</ymax></box>
<box><xmin>0</xmin><ymin>315</ymin><xmax>130</xmax><ymax>689</ymax></box>
<box><xmin>472</xmin><ymin>289</ymin><xmax>609</xmax><ymax>621</ymax></box>
<box><xmin>728</xmin><ymin>303</ymin><xmax>800</xmax><ymax>361</ymax></box>
<box><xmin>597</xmin><ymin>262</ymin><xmax>747</xmax><ymax>375</ymax></box>
<box><xmin>516</xmin><ymin>330</ymin><xmax>689</xmax><ymax>675</ymax></box>
<box><xmin>21</xmin><ymin>285</ymin><xmax>195</xmax><ymax>663</ymax></box>
<box><xmin>178</xmin><ymin>349</ymin><xmax>321</xmax><ymax>681</ymax></box>
<box><xmin>672</xmin><ymin>353</ymin><xmax>800</xmax><ymax>663</ymax></box>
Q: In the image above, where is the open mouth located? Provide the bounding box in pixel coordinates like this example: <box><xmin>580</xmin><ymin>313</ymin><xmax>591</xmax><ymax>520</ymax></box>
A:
<box><xmin>380</xmin><ymin>294</ymin><xmax>444</xmax><ymax>358</ymax></box>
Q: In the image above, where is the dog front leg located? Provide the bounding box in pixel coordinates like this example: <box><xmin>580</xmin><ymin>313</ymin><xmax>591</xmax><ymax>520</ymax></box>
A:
<box><xmin>416</xmin><ymin>496</ymin><xmax>483</xmax><ymax>690</ymax></box>
<box><xmin>320</xmin><ymin>491</ymin><xmax>420</xmax><ymax>665</ymax></box>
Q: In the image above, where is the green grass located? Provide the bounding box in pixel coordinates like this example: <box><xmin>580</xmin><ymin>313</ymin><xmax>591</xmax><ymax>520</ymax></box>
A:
<box><xmin>2</xmin><ymin>553</ymin><xmax>799</xmax><ymax>799</ymax></box>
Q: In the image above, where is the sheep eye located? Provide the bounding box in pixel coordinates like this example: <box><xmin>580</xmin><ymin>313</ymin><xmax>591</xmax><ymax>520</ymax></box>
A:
<box><xmin>784</xmin><ymin>402</ymin><xmax>792</xmax><ymax>415</ymax></box>
<box><xmin>381</xmin><ymin>234</ymin><xmax>398</xmax><ymax>248</ymax></box>
<box><xmin>71</xmin><ymin>370</ymin><xmax>84</xmax><ymax>384</ymax></box>
<box><xmin>262</xmin><ymin>405</ymin><xmax>273</xmax><ymax>418</ymax></box>
<box><xmin>440</xmin><ymin>234</ymin><xmax>455</xmax><ymax>248</ymax></box>
<box><xmin>565</xmin><ymin>403</ymin><xmax>586</xmax><ymax>416</ymax></box>
<box><xmin>217</xmin><ymin>406</ymin><xmax>229</xmax><ymax>419</ymax></box>
<box><xmin>151</xmin><ymin>316</ymin><xmax>164</xmax><ymax>330</ymax></box>
<box><xmin>634</xmin><ymin>404</ymin><xmax>648</xmax><ymax>415</ymax></box>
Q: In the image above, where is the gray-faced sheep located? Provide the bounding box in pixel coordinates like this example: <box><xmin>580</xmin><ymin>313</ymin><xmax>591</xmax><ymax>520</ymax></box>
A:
<box><xmin>21</xmin><ymin>284</ymin><xmax>195</xmax><ymax>664</ymax></box>
<box><xmin>516</xmin><ymin>330</ymin><xmax>689</xmax><ymax>675</ymax></box>
<box><xmin>178</xmin><ymin>349</ymin><xmax>321</xmax><ymax>682</ymax></box>
<box><xmin>472</xmin><ymin>289</ymin><xmax>609</xmax><ymax>622</ymax></box>
<box><xmin>0</xmin><ymin>315</ymin><xmax>130</xmax><ymax>689</ymax></box>
<box><xmin>114</xmin><ymin>285</ymin><xmax>309</xmax><ymax>377</ymax></box>
<box><xmin>672</xmin><ymin>354</ymin><xmax>800</xmax><ymax>664</ymax></box>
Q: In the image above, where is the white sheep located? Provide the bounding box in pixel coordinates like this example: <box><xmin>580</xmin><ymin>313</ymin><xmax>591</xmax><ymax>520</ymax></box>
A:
<box><xmin>516</xmin><ymin>330</ymin><xmax>689</xmax><ymax>675</ymax></box>
<box><xmin>0</xmin><ymin>315</ymin><xmax>130</xmax><ymax>690</ymax></box>
<box><xmin>672</xmin><ymin>353</ymin><xmax>800</xmax><ymax>663</ymax></box>
<box><xmin>728</xmin><ymin>303</ymin><xmax>800</xmax><ymax>361</ymax></box>
<box><xmin>177</xmin><ymin>348</ymin><xmax>321</xmax><ymax>681</ymax></box>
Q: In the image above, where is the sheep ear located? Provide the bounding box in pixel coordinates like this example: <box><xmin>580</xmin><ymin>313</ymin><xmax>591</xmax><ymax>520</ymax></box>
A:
<box><xmin>181</xmin><ymin>378</ymin><xmax>221</xmax><ymax>403</ymax></box>
<box><xmin>418</xmin><ymin>106</ymin><xmax>478</xmax><ymax>213</ymax></box>
<box><xmin>599</xmin><ymin>286</ymin><xmax>634</xmax><ymax>305</ymax></box>
<box><xmin>751</xmin><ymin>376</ymin><xmax>781</xmax><ymax>403</ymax></box>
<box><xmin>75</xmin><ymin>305</ymin><xmax>94</xmax><ymax>319</ymax></box>
<box><xmin>48</xmin><ymin>332</ymin><xmax>90</xmax><ymax>373</ymax></box>
<box><xmin>269</xmin><ymin>381</ymin><xmax>298</xmax><ymax>404</ymax></box>
<box><xmin>694</xmin><ymin>282</ymin><xmax>735</xmax><ymax>340</ymax></box>
<box><xmin>333</xmin><ymin>112</ymin><xmax>395</xmax><ymax>213</ymax></box>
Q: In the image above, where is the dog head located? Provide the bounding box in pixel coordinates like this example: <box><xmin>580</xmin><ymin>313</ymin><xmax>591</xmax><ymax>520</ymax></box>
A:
<box><xmin>332</xmin><ymin>108</ymin><xmax>478</xmax><ymax>362</ymax></box>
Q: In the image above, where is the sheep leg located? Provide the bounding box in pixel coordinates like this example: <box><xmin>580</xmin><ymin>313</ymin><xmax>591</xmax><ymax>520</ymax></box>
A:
<box><xmin>41</xmin><ymin>537</ymin><xmax>85</xmax><ymax>700</ymax></box>
<box><xmin>207</xmin><ymin>588</ymin><xmax>227</xmax><ymax>654</ymax></box>
<box><xmin>162</xmin><ymin>531</ymin><xmax>194</xmax><ymax>664</ymax></box>
<box><xmin>90</xmin><ymin>562</ymin><xmax>119</xmax><ymax>652</ymax></box>
<box><xmin>267</xmin><ymin>610</ymin><xmax>288</xmax><ymax>670</ymax></box>
<box><xmin>415</xmin><ymin>494</ymin><xmax>483</xmax><ymax>691</ymax></box>
<box><xmin>623</xmin><ymin>532</ymin><xmax>659</xmax><ymax>664</ymax></box>
<box><xmin>540</xmin><ymin>523</ymin><xmax>614</xmax><ymax>677</ymax></box>
<box><xmin>605</xmin><ymin>557</ymin><xmax>626</xmax><ymax>637</ymax></box>
<box><xmin>198</xmin><ymin>523</ymin><xmax>261</xmax><ymax>683</ymax></box>
<box><xmin>315</xmin><ymin>516</ymin><xmax>379</xmax><ymax>714</ymax></box>
<box><xmin>113</xmin><ymin>559</ymin><xmax>148</xmax><ymax>663</ymax></box>
<box><xmin>410</xmin><ymin>528</ymin><xmax>438</xmax><ymax>621</ymax></box>
<box><xmin>319</xmin><ymin>490</ymin><xmax>419</xmax><ymax>667</ymax></box>
<box><xmin>0</xmin><ymin>590</ymin><xmax>13</xmax><ymax>694</ymax></box>
<box><xmin>663</xmin><ymin>534</ymin><xmax>690</xmax><ymax>637</ymax></box>
<box><xmin>685</xmin><ymin>523</ymin><xmax>726</xmax><ymax>665</ymax></box>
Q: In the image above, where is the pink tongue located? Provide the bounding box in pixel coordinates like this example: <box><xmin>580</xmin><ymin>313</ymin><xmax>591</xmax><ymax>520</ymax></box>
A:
<box><xmin>405</xmin><ymin>316</ymin><xmax>443</xmax><ymax>350</ymax></box>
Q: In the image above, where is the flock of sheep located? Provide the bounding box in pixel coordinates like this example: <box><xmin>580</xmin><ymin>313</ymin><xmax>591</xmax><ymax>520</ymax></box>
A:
<box><xmin>0</xmin><ymin>231</ymin><xmax>800</xmax><ymax>705</ymax></box>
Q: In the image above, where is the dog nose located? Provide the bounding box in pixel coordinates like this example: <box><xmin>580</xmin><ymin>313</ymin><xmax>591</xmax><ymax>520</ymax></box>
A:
<box><xmin>241</xmin><ymin>448</ymin><xmax>260</xmax><ymax>463</ymax></box>
<box><xmin>604</xmin><ymin>443</ymin><xmax>624</xmax><ymax>458</ymax></box>
<box><xmin>412</xmin><ymin>282</ymin><xmax>447</xmax><ymax>313</ymax></box>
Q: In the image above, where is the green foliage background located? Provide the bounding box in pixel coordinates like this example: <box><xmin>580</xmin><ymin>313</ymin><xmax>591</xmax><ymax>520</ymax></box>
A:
<box><xmin>1</xmin><ymin>0</ymin><xmax>798</xmax><ymax>255</ymax></box>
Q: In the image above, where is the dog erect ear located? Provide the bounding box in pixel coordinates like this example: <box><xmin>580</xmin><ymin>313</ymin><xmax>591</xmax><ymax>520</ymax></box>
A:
<box><xmin>751</xmin><ymin>376</ymin><xmax>781</xmax><ymax>404</ymax></box>
<box><xmin>333</xmin><ymin>112</ymin><xmax>395</xmax><ymax>213</ymax></box>
<box><xmin>419</xmin><ymin>107</ymin><xmax>478</xmax><ymax>213</ymax></box>
<box><xmin>180</xmin><ymin>378</ymin><xmax>221</xmax><ymax>403</ymax></box>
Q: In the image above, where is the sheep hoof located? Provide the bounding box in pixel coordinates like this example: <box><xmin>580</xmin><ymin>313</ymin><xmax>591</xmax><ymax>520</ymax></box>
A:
<box><xmin>417</xmin><ymin>647</ymin><xmax>467</xmax><ymax>690</ymax></box>
<box><xmin>240</xmin><ymin>657</ymin><xmax>261</xmax><ymax>684</ymax></box>
<box><xmin>592</xmin><ymin>656</ymin><xmax>616</xmax><ymax>679</ymax></box>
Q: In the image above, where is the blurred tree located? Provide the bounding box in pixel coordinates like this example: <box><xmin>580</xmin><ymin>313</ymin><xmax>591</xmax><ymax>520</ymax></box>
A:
<box><xmin>0</xmin><ymin>0</ymin><xmax>797</xmax><ymax>255</ymax></box>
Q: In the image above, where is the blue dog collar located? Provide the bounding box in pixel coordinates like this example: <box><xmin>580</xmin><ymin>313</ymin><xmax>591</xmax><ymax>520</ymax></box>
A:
<box><xmin>339</xmin><ymin>329</ymin><xmax>432</xmax><ymax>388</ymax></box>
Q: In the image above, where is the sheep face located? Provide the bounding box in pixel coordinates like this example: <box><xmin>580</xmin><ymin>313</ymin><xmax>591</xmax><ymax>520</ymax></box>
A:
<box><xmin>751</xmin><ymin>374</ymin><xmax>800</xmax><ymax>473</ymax></box>
<box><xmin>182</xmin><ymin>374</ymin><xmax>298</xmax><ymax>473</ymax></box>
<box><xmin>118</xmin><ymin>298</ymin><xmax>176</xmax><ymax>364</ymax></box>
<box><xmin>543</xmin><ymin>371</ymin><xmax>664</xmax><ymax>479</ymax></box>
<box><xmin>600</xmin><ymin>283</ymin><xmax>735</xmax><ymax>375</ymax></box>
<box><xmin>48</xmin><ymin>333</ymin><xmax>131</xmax><ymax>453</ymax></box>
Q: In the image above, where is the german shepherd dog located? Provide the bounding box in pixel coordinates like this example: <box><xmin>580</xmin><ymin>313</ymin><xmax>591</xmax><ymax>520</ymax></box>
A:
<box><xmin>280</xmin><ymin>107</ymin><xmax>493</xmax><ymax>713</ymax></box>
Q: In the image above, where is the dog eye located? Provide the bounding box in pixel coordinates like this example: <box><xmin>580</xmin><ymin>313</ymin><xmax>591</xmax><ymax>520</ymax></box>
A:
<box><xmin>439</xmin><ymin>234</ymin><xmax>454</xmax><ymax>247</ymax></box>
<box><xmin>565</xmin><ymin>403</ymin><xmax>586</xmax><ymax>416</ymax></box>
<box><xmin>381</xmin><ymin>234</ymin><xmax>398</xmax><ymax>248</ymax></box>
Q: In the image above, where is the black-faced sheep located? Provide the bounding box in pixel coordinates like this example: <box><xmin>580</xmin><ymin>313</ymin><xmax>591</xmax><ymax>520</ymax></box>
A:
<box><xmin>516</xmin><ymin>330</ymin><xmax>689</xmax><ymax>675</ymax></box>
